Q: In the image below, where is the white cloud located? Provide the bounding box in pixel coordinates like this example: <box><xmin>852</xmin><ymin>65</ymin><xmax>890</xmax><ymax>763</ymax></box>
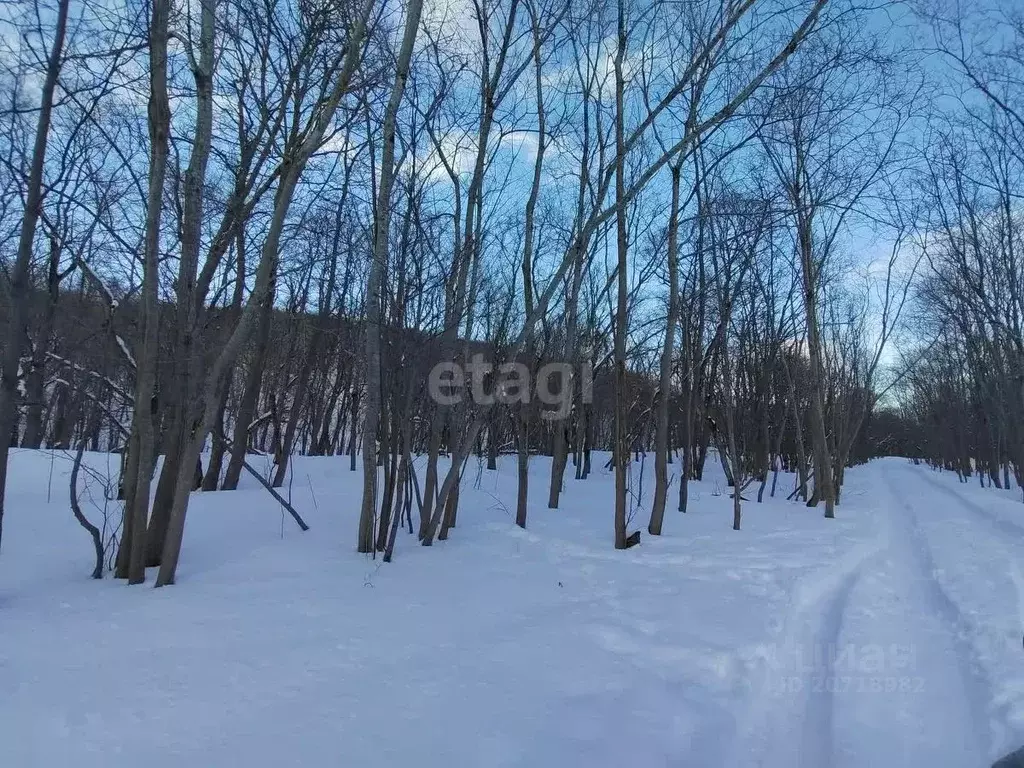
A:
<box><xmin>421</xmin><ymin>129</ymin><xmax>478</xmax><ymax>181</ymax></box>
<box><xmin>500</xmin><ymin>130</ymin><xmax>538</xmax><ymax>161</ymax></box>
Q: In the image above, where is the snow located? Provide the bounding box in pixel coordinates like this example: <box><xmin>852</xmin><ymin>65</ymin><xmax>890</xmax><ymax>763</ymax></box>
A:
<box><xmin>0</xmin><ymin>450</ymin><xmax>1021</xmax><ymax>767</ymax></box>
<box><xmin>113</xmin><ymin>334</ymin><xmax>137</xmax><ymax>370</ymax></box>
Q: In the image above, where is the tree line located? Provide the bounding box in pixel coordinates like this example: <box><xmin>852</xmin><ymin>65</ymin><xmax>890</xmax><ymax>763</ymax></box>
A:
<box><xmin>888</xmin><ymin>2</ymin><xmax>1024</xmax><ymax>497</ymax></box>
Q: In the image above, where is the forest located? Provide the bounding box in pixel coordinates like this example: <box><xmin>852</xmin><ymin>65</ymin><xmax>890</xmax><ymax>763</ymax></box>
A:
<box><xmin>0</xmin><ymin>0</ymin><xmax>1022</xmax><ymax>586</ymax></box>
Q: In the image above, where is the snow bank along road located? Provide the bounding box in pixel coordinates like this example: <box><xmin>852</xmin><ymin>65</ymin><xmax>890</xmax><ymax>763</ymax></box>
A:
<box><xmin>0</xmin><ymin>451</ymin><xmax>1023</xmax><ymax>767</ymax></box>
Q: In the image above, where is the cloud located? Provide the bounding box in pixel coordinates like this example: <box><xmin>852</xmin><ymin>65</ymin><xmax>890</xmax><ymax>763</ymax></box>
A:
<box><xmin>421</xmin><ymin>129</ymin><xmax>478</xmax><ymax>182</ymax></box>
<box><xmin>421</xmin><ymin>0</ymin><xmax>480</xmax><ymax>55</ymax></box>
<box><xmin>500</xmin><ymin>130</ymin><xmax>539</xmax><ymax>161</ymax></box>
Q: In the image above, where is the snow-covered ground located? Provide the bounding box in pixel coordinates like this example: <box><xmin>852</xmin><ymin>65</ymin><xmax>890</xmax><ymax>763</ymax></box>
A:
<box><xmin>0</xmin><ymin>449</ymin><xmax>1021</xmax><ymax>767</ymax></box>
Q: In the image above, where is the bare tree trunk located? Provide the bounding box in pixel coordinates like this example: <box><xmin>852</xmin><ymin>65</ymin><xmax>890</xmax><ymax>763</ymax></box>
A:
<box><xmin>223</xmin><ymin>279</ymin><xmax>274</xmax><ymax>491</ymax></box>
<box><xmin>516</xmin><ymin>406</ymin><xmax>530</xmax><ymax>528</ymax></box>
<box><xmin>383</xmin><ymin>421</ymin><xmax>412</xmax><ymax>562</ymax></box>
<box><xmin>143</xmin><ymin>0</ymin><xmax>217</xmax><ymax>567</ymax></box>
<box><xmin>547</xmin><ymin>232</ymin><xmax>587</xmax><ymax>505</ymax></box>
<box><xmin>201</xmin><ymin>393</ymin><xmax>229</xmax><ymax>491</ymax></box>
<box><xmin>756</xmin><ymin>395</ymin><xmax>771</xmax><ymax>503</ymax></box>
<box><xmin>358</xmin><ymin>0</ymin><xmax>422</xmax><ymax>553</ymax></box>
<box><xmin>721</xmin><ymin>359</ymin><xmax>742</xmax><ymax>530</ymax></box>
<box><xmin>547</xmin><ymin>30</ymin><xmax>593</xmax><ymax>509</ymax></box>
<box><xmin>439</xmin><ymin>476</ymin><xmax>459</xmax><ymax>540</ymax></box>
<box><xmin>678</xmin><ymin>384</ymin><xmax>692</xmax><ymax>512</ymax></box>
<box><xmin>486</xmin><ymin>423</ymin><xmax>498</xmax><ymax>470</ymax></box>
<box><xmin>272</xmin><ymin>350</ymin><xmax>313</xmax><ymax>488</ymax></box>
<box><xmin>574</xmin><ymin>397</ymin><xmax>590</xmax><ymax>480</ymax></box>
<box><xmin>117</xmin><ymin>0</ymin><xmax>170</xmax><ymax>583</ymax></box>
<box><xmin>515</xmin><ymin>7</ymin><xmax>548</xmax><ymax>528</ymax></box>
<box><xmin>649</xmin><ymin>164</ymin><xmax>680</xmax><ymax>535</ymax></box>
<box><xmin>419</xmin><ymin>414</ymin><xmax>441</xmax><ymax>538</ymax></box>
<box><xmin>421</xmin><ymin>419</ymin><xmax>482</xmax><ymax>545</ymax></box>
<box><xmin>22</xmin><ymin>235</ymin><xmax>64</xmax><ymax>449</ymax></box>
<box><xmin>612</xmin><ymin>0</ymin><xmax>628</xmax><ymax>550</ymax></box>
<box><xmin>797</xmin><ymin>200</ymin><xmax>835</xmax><ymax>518</ymax></box>
<box><xmin>769</xmin><ymin>406</ymin><xmax>788</xmax><ymax>498</ymax></box>
<box><xmin>348</xmin><ymin>389</ymin><xmax>359</xmax><ymax>472</ymax></box>
<box><xmin>376</xmin><ymin>405</ymin><xmax>401</xmax><ymax>551</ymax></box>
<box><xmin>0</xmin><ymin>0</ymin><xmax>70</xmax><ymax>552</ymax></box>
<box><xmin>781</xmin><ymin>345</ymin><xmax>809</xmax><ymax>500</ymax></box>
<box><xmin>71</xmin><ymin>426</ymin><xmax>104</xmax><ymax>579</ymax></box>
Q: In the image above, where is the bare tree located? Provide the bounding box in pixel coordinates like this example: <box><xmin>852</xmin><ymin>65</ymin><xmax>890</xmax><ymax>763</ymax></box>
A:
<box><xmin>0</xmin><ymin>0</ymin><xmax>70</xmax><ymax>553</ymax></box>
<box><xmin>358</xmin><ymin>0</ymin><xmax>425</xmax><ymax>553</ymax></box>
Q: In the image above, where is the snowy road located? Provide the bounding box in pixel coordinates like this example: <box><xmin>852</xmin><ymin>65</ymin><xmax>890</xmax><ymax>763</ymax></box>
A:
<box><xmin>735</xmin><ymin>459</ymin><xmax>1024</xmax><ymax>768</ymax></box>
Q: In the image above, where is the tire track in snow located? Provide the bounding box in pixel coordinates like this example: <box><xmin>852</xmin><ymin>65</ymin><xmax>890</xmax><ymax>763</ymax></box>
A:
<box><xmin>735</xmin><ymin>462</ymin><xmax>999</xmax><ymax>768</ymax></box>
<box><xmin>878</xmin><ymin>462</ymin><xmax>993</xmax><ymax>763</ymax></box>
<box><xmin>727</xmin><ymin>523</ymin><xmax>887</xmax><ymax>768</ymax></box>
<box><xmin>902</xmin><ymin>463</ymin><xmax>1024</xmax><ymax>758</ymax></box>
<box><xmin>796</xmin><ymin>561</ymin><xmax>862</xmax><ymax>768</ymax></box>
